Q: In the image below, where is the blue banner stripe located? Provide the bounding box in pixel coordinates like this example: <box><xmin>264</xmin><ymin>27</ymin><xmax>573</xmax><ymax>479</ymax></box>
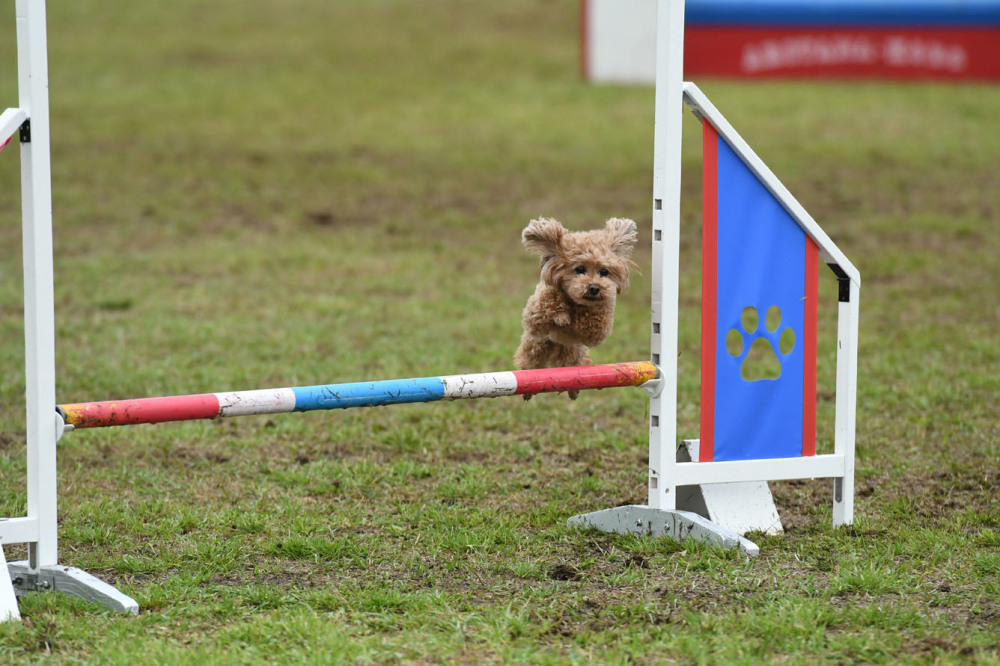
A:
<box><xmin>291</xmin><ymin>378</ymin><xmax>446</xmax><ymax>411</ymax></box>
<box><xmin>688</xmin><ymin>0</ymin><xmax>1000</xmax><ymax>27</ymax></box>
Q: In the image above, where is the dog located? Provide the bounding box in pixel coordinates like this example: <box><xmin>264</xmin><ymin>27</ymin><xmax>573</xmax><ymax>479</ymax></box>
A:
<box><xmin>514</xmin><ymin>217</ymin><xmax>638</xmax><ymax>399</ymax></box>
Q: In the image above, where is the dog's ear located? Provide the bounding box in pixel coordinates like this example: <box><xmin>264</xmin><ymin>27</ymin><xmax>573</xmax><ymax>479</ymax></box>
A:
<box><xmin>522</xmin><ymin>218</ymin><xmax>565</xmax><ymax>261</ymax></box>
<box><xmin>603</xmin><ymin>218</ymin><xmax>638</xmax><ymax>258</ymax></box>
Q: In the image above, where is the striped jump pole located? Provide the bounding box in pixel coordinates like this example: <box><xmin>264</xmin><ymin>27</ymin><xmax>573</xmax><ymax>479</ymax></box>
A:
<box><xmin>58</xmin><ymin>361</ymin><xmax>659</xmax><ymax>430</ymax></box>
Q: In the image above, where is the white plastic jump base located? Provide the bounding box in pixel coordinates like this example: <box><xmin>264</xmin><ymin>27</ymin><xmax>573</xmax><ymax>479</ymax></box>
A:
<box><xmin>568</xmin><ymin>506</ymin><xmax>760</xmax><ymax>557</ymax></box>
<box><xmin>7</xmin><ymin>561</ymin><xmax>139</xmax><ymax>616</ymax></box>
<box><xmin>676</xmin><ymin>440</ymin><xmax>783</xmax><ymax>537</ymax></box>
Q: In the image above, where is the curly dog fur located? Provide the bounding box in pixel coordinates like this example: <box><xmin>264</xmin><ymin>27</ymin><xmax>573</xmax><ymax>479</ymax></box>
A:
<box><xmin>514</xmin><ymin>217</ymin><xmax>638</xmax><ymax>399</ymax></box>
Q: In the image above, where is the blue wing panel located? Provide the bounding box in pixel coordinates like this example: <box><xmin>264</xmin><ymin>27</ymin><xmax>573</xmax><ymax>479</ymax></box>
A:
<box><xmin>713</xmin><ymin>136</ymin><xmax>806</xmax><ymax>461</ymax></box>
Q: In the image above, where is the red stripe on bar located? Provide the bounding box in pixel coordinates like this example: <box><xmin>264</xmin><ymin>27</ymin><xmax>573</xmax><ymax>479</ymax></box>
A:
<box><xmin>802</xmin><ymin>236</ymin><xmax>819</xmax><ymax>456</ymax></box>
<box><xmin>513</xmin><ymin>361</ymin><xmax>657</xmax><ymax>395</ymax></box>
<box><xmin>61</xmin><ymin>394</ymin><xmax>221</xmax><ymax>429</ymax></box>
<box><xmin>699</xmin><ymin>120</ymin><xmax>719</xmax><ymax>463</ymax></box>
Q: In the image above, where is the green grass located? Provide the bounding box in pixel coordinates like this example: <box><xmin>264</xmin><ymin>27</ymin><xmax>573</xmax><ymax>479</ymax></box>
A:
<box><xmin>2</xmin><ymin>0</ymin><xmax>999</xmax><ymax>662</ymax></box>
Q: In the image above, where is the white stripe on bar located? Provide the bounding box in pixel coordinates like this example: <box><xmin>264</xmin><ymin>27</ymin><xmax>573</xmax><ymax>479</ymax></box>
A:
<box><xmin>440</xmin><ymin>372</ymin><xmax>518</xmax><ymax>400</ymax></box>
<box><xmin>215</xmin><ymin>388</ymin><xmax>297</xmax><ymax>417</ymax></box>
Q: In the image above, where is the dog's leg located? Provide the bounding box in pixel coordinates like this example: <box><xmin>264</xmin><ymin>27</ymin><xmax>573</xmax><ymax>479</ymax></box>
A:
<box><xmin>564</xmin><ymin>344</ymin><xmax>592</xmax><ymax>400</ymax></box>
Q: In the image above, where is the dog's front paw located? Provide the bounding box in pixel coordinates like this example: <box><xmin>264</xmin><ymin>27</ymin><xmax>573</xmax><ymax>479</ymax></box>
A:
<box><xmin>554</xmin><ymin>312</ymin><xmax>571</xmax><ymax>327</ymax></box>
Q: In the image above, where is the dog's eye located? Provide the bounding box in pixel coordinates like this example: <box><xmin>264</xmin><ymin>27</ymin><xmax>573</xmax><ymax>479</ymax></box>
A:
<box><xmin>574</xmin><ymin>266</ymin><xmax>586</xmax><ymax>275</ymax></box>
<box><xmin>599</xmin><ymin>268</ymin><xmax>610</xmax><ymax>277</ymax></box>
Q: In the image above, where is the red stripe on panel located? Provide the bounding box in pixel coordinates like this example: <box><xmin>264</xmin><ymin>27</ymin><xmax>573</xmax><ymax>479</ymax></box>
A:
<box><xmin>700</xmin><ymin>120</ymin><xmax>719</xmax><ymax>463</ymax></box>
<box><xmin>802</xmin><ymin>236</ymin><xmax>819</xmax><ymax>456</ymax></box>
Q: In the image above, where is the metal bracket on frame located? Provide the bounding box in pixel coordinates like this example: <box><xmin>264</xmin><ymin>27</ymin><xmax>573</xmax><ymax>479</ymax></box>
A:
<box><xmin>55</xmin><ymin>407</ymin><xmax>72</xmax><ymax>440</ymax></box>
<box><xmin>640</xmin><ymin>365</ymin><xmax>665</xmax><ymax>399</ymax></box>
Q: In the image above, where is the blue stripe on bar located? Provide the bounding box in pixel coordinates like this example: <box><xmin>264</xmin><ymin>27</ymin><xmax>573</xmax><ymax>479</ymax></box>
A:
<box><xmin>291</xmin><ymin>377</ymin><xmax>446</xmax><ymax>411</ymax></box>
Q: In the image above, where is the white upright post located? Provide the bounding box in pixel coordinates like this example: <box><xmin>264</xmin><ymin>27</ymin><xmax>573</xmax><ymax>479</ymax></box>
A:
<box><xmin>647</xmin><ymin>0</ymin><xmax>685</xmax><ymax>511</ymax></box>
<box><xmin>16</xmin><ymin>0</ymin><xmax>59</xmax><ymax>571</ymax></box>
<box><xmin>833</xmin><ymin>279</ymin><xmax>860</xmax><ymax>526</ymax></box>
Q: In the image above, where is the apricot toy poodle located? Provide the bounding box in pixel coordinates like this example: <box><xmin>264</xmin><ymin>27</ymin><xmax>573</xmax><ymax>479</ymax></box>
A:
<box><xmin>514</xmin><ymin>217</ymin><xmax>638</xmax><ymax>399</ymax></box>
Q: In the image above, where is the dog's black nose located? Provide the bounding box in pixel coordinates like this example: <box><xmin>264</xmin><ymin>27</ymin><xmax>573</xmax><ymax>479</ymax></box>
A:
<box><xmin>588</xmin><ymin>285</ymin><xmax>601</xmax><ymax>297</ymax></box>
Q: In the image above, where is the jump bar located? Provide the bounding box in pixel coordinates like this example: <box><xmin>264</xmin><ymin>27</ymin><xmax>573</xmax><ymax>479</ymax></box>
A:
<box><xmin>59</xmin><ymin>361</ymin><xmax>659</xmax><ymax>429</ymax></box>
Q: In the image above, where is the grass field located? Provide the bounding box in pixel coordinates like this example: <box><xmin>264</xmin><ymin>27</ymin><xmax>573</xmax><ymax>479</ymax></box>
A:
<box><xmin>2</xmin><ymin>0</ymin><xmax>999</xmax><ymax>663</ymax></box>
